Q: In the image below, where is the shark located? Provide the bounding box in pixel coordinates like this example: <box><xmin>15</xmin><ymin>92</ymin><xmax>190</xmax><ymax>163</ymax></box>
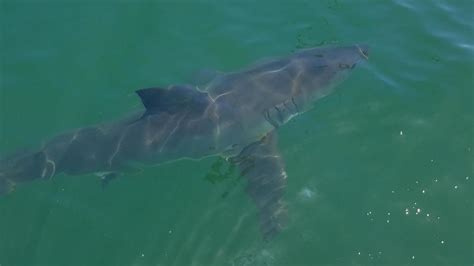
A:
<box><xmin>0</xmin><ymin>44</ymin><xmax>369</xmax><ymax>240</ymax></box>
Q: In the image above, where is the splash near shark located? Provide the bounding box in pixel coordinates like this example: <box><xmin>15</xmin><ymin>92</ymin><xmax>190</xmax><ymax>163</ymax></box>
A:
<box><xmin>0</xmin><ymin>44</ymin><xmax>369</xmax><ymax>240</ymax></box>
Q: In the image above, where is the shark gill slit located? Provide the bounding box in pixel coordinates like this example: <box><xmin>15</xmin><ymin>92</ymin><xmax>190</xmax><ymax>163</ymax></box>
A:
<box><xmin>264</xmin><ymin>109</ymin><xmax>279</xmax><ymax>129</ymax></box>
<box><xmin>291</xmin><ymin>97</ymin><xmax>300</xmax><ymax>113</ymax></box>
<box><xmin>274</xmin><ymin>106</ymin><xmax>284</xmax><ymax>123</ymax></box>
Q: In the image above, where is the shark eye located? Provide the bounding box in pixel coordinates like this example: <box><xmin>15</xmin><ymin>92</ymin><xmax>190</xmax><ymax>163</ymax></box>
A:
<box><xmin>338</xmin><ymin>63</ymin><xmax>351</xmax><ymax>69</ymax></box>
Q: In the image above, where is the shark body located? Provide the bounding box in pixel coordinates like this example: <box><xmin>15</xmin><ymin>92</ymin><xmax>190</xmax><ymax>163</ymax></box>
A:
<box><xmin>0</xmin><ymin>44</ymin><xmax>369</xmax><ymax>240</ymax></box>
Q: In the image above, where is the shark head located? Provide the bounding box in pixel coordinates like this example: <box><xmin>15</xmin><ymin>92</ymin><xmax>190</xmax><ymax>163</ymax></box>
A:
<box><xmin>289</xmin><ymin>44</ymin><xmax>369</xmax><ymax>110</ymax></box>
<box><xmin>203</xmin><ymin>44</ymin><xmax>370</xmax><ymax>131</ymax></box>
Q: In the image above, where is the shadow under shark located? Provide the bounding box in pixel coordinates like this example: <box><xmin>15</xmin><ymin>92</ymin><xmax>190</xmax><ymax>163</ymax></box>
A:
<box><xmin>0</xmin><ymin>44</ymin><xmax>369</xmax><ymax>240</ymax></box>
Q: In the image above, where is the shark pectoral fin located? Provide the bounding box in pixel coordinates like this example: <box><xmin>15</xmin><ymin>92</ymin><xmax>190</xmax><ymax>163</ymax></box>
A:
<box><xmin>230</xmin><ymin>132</ymin><xmax>288</xmax><ymax>241</ymax></box>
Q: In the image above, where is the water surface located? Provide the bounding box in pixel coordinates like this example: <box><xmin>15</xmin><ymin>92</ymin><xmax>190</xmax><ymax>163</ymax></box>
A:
<box><xmin>0</xmin><ymin>1</ymin><xmax>472</xmax><ymax>265</ymax></box>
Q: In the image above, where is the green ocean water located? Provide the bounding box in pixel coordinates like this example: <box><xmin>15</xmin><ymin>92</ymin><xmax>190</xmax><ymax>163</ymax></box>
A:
<box><xmin>0</xmin><ymin>0</ymin><xmax>473</xmax><ymax>265</ymax></box>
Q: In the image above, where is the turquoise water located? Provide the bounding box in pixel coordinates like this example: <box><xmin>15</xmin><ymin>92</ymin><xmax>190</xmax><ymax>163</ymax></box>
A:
<box><xmin>0</xmin><ymin>1</ymin><xmax>472</xmax><ymax>265</ymax></box>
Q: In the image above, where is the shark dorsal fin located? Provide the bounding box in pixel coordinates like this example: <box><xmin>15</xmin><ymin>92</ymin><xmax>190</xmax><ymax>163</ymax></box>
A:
<box><xmin>136</xmin><ymin>87</ymin><xmax>168</xmax><ymax>111</ymax></box>
<box><xmin>136</xmin><ymin>85</ymin><xmax>209</xmax><ymax>116</ymax></box>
